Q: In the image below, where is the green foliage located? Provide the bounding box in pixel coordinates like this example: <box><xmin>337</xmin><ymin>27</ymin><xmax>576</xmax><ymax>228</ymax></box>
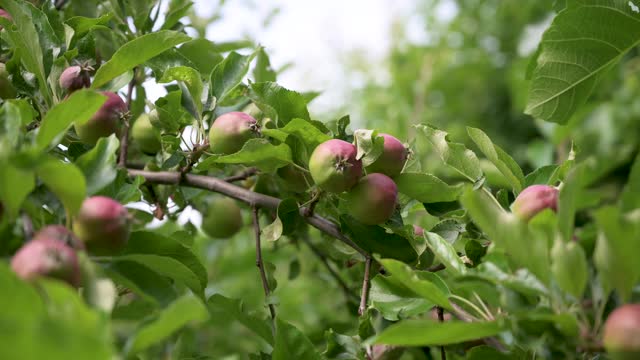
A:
<box><xmin>0</xmin><ymin>1</ymin><xmax>639</xmax><ymax>359</ymax></box>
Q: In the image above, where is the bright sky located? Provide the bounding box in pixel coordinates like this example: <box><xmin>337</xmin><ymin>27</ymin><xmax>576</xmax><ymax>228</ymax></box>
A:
<box><xmin>193</xmin><ymin>0</ymin><xmax>427</xmax><ymax>114</ymax></box>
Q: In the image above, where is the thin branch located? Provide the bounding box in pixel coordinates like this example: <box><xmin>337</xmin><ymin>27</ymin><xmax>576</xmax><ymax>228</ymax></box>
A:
<box><xmin>118</xmin><ymin>75</ymin><xmax>136</xmax><ymax>168</ymax></box>
<box><xmin>302</xmin><ymin>237</ymin><xmax>358</xmax><ymax>303</ymax></box>
<box><xmin>252</xmin><ymin>205</ymin><xmax>276</xmax><ymax>319</ymax></box>
<box><xmin>126</xmin><ymin>168</ymin><xmax>371</xmax><ymax>259</ymax></box>
<box><xmin>358</xmin><ymin>256</ymin><xmax>372</xmax><ymax>316</ymax></box>
<box><xmin>223</xmin><ymin>167</ymin><xmax>258</xmax><ymax>183</ymax></box>
<box><xmin>437</xmin><ymin>307</ymin><xmax>447</xmax><ymax>360</ymax></box>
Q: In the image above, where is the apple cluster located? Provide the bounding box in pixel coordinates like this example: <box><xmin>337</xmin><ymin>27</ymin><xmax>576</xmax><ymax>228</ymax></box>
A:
<box><xmin>11</xmin><ymin>196</ymin><xmax>131</xmax><ymax>287</ymax></box>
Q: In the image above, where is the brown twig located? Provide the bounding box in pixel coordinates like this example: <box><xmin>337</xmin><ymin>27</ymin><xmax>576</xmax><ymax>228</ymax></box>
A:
<box><xmin>126</xmin><ymin>168</ymin><xmax>370</xmax><ymax>259</ymax></box>
<box><xmin>223</xmin><ymin>167</ymin><xmax>259</xmax><ymax>183</ymax></box>
<box><xmin>117</xmin><ymin>75</ymin><xmax>136</xmax><ymax>168</ymax></box>
<box><xmin>437</xmin><ymin>306</ymin><xmax>447</xmax><ymax>360</ymax></box>
<box><xmin>302</xmin><ymin>237</ymin><xmax>358</xmax><ymax>303</ymax></box>
<box><xmin>358</xmin><ymin>256</ymin><xmax>372</xmax><ymax>316</ymax></box>
<box><xmin>252</xmin><ymin>205</ymin><xmax>276</xmax><ymax>319</ymax></box>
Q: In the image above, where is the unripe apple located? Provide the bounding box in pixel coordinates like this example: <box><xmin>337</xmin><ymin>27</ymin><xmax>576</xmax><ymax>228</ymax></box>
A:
<box><xmin>510</xmin><ymin>184</ymin><xmax>558</xmax><ymax>221</ymax></box>
<box><xmin>201</xmin><ymin>197</ymin><xmax>243</xmax><ymax>239</ymax></box>
<box><xmin>208</xmin><ymin>112</ymin><xmax>260</xmax><ymax>154</ymax></box>
<box><xmin>345</xmin><ymin>173</ymin><xmax>398</xmax><ymax>225</ymax></box>
<box><xmin>32</xmin><ymin>225</ymin><xmax>84</xmax><ymax>250</ymax></box>
<box><xmin>309</xmin><ymin>139</ymin><xmax>363</xmax><ymax>193</ymax></box>
<box><xmin>131</xmin><ymin>113</ymin><xmax>161</xmax><ymax>155</ymax></box>
<box><xmin>75</xmin><ymin>91</ymin><xmax>127</xmax><ymax>145</ymax></box>
<box><xmin>0</xmin><ymin>62</ymin><xmax>16</xmax><ymax>99</ymax></box>
<box><xmin>603</xmin><ymin>304</ymin><xmax>640</xmax><ymax>360</ymax></box>
<box><xmin>73</xmin><ymin>196</ymin><xmax>131</xmax><ymax>255</ymax></box>
<box><xmin>11</xmin><ymin>238</ymin><xmax>81</xmax><ymax>287</ymax></box>
<box><xmin>277</xmin><ymin>164</ymin><xmax>310</xmax><ymax>193</ymax></box>
<box><xmin>59</xmin><ymin>65</ymin><xmax>91</xmax><ymax>93</ymax></box>
<box><xmin>365</xmin><ymin>133</ymin><xmax>408</xmax><ymax>177</ymax></box>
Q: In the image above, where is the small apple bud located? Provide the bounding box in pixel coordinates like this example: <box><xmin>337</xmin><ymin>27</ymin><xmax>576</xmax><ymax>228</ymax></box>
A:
<box><xmin>510</xmin><ymin>184</ymin><xmax>558</xmax><ymax>221</ymax></box>
<box><xmin>59</xmin><ymin>65</ymin><xmax>91</xmax><ymax>92</ymax></box>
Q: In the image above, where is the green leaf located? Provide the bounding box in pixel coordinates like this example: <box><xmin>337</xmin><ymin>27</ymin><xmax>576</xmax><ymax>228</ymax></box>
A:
<box><xmin>371</xmin><ymin>320</ymin><xmax>504</xmax><ymax>346</ymax></box>
<box><xmin>207</xmin><ymin>294</ymin><xmax>274</xmax><ymax>345</ymax></box>
<box><xmin>0</xmin><ymin>263</ymin><xmax>114</xmax><ymax>359</ymax></box>
<box><xmin>524</xmin><ymin>165</ymin><xmax>559</xmax><ymax>187</ymax></box>
<box><xmin>250</xmin><ymin>82</ymin><xmax>311</xmax><ymax>126</ymax></box>
<box><xmin>154</xmin><ymin>90</ymin><xmax>193</xmax><ymax>132</ymax></box>
<box><xmin>0</xmin><ymin>160</ymin><xmax>35</xmax><ymax>219</ymax></box>
<box><xmin>263</xmin><ymin>118</ymin><xmax>330</xmax><ymax>154</ymax></box>
<box><xmin>340</xmin><ymin>216</ymin><xmax>417</xmax><ymax>263</ymax></box>
<box><xmin>177</xmin><ymin>39</ymin><xmax>224</xmax><ymax>76</ymax></box>
<box><xmin>161</xmin><ymin>1</ymin><xmax>193</xmax><ymax>30</ymax></box>
<box><xmin>36</xmin><ymin>158</ymin><xmax>86</xmax><ymax>216</ymax></box>
<box><xmin>272</xmin><ymin>318</ymin><xmax>322</xmax><ymax>360</ymax></box>
<box><xmin>417</xmin><ymin>125</ymin><xmax>483</xmax><ymax>182</ymax></box>
<box><xmin>424</xmin><ymin>232</ymin><xmax>467</xmax><ymax>275</ymax></box>
<box><xmin>551</xmin><ymin>240</ymin><xmax>588</xmax><ymax>299</ymax></box>
<box><xmin>118</xmin><ymin>231</ymin><xmax>208</xmax><ymax>299</ymax></box>
<box><xmin>323</xmin><ymin>329</ymin><xmax>364</xmax><ymax>360</ymax></box>
<box><xmin>105</xmin><ymin>261</ymin><xmax>177</xmax><ymax>307</ymax></box>
<box><xmin>210</xmin><ymin>50</ymin><xmax>257</xmax><ymax>103</ymax></box>
<box><xmin>0</xmin><ymin>0</ymin><xmax>51</xmax><ymax>105</ymax></box>
<box><xmin>92</xmin><ymin>30</ymin><xmax>191</xmax><ymax>88</ymax></box>
<box><xmin>353</xmin><ymin>129</ymin><xmax>384</xmax><ymax>167</ymax></box>
<box><xmin>378</xmin><ymin>258</ymin><xmax>451</xmax><ymax>310</ymax></box>
<box><xmin>159</xmin><ymin>66</ymin><xmax>204</xmax><ymax>115</ymax></box>
<box><xmin>214</xmin><ymin>138</ymin><xmax>292</xmax><ymax>172</ymax></box>
<box><xmin>467</xmin><ymin>127</ymin><xmax>524</xmax><ymax>193</ymax></box>
<box><xmin>262</xmin><ymin>198</ymin><xmax>302</xmax><ymax>241</ymax></box>
<box><xmin>395</xmin><ymin>173</ymin><xmax>464</xmax><ymax>203</ymax></box>
<box><xmin>369</xmin><ymin>274</ymin><xmax>434</xmax><ymax>321</ymax></box>
<box><xmin>66</xmin><ymin>14</ymin><xmax>112</xmax><ymax>38</ymax></box>
<box><xmin>75</xmin><ymin>135</ymin><xmax>119</xmax><ymax>195</ymax></box>
<box><xmin>36</xmin><ymin>90</ymin><xmax>107</xmax><ymax>150</ymax></box>
<box><xmin>466</xmin><ymin>345</ymin><xmax>512</xmax><ymax>360</ymax></box>
<box><xmin>594</xmin><ymin>206</ymin><xmax>640</xmax><ymax>301</ymax></box>
<box><xmin>525</xmin><ymin>1</ymin><xmax>640</xmax><ymax>123</ymax></box>
<box><xmin>460</xmin><ymin>187</ymin><xmax>551</xmax><ymax>284</ymax></box>
<box><xmin>620</xmin><ymin>152</ymin><xmax>640</xmax><ymax>212</ymax></box>
<box><xmin>253</xmin><ymin>47</ymin><xmax>277</xmax><ymax>82</ymax></box>
<box><xmin>126</xmin><ymin>295</ymin><xmax>208</xmax><ymax>355</ymax></box>
<box><xmin>557</xmin><ymin>163</ymin><xmax>584</xmax><ymax>242</ymax></box>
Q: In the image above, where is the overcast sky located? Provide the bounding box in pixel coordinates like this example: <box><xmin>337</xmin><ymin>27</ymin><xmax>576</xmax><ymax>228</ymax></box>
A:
<box><xmin>196</xmin><ymin>0</ymin><xmax>423</xmax><ymax>114</ymax></box>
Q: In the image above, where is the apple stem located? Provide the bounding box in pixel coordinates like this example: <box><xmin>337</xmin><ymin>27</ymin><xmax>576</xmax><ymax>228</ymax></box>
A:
<box><xmin>252</xmin><ymin>205</ymin><xmax>276</xmax><ymax>320</ymax></box>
